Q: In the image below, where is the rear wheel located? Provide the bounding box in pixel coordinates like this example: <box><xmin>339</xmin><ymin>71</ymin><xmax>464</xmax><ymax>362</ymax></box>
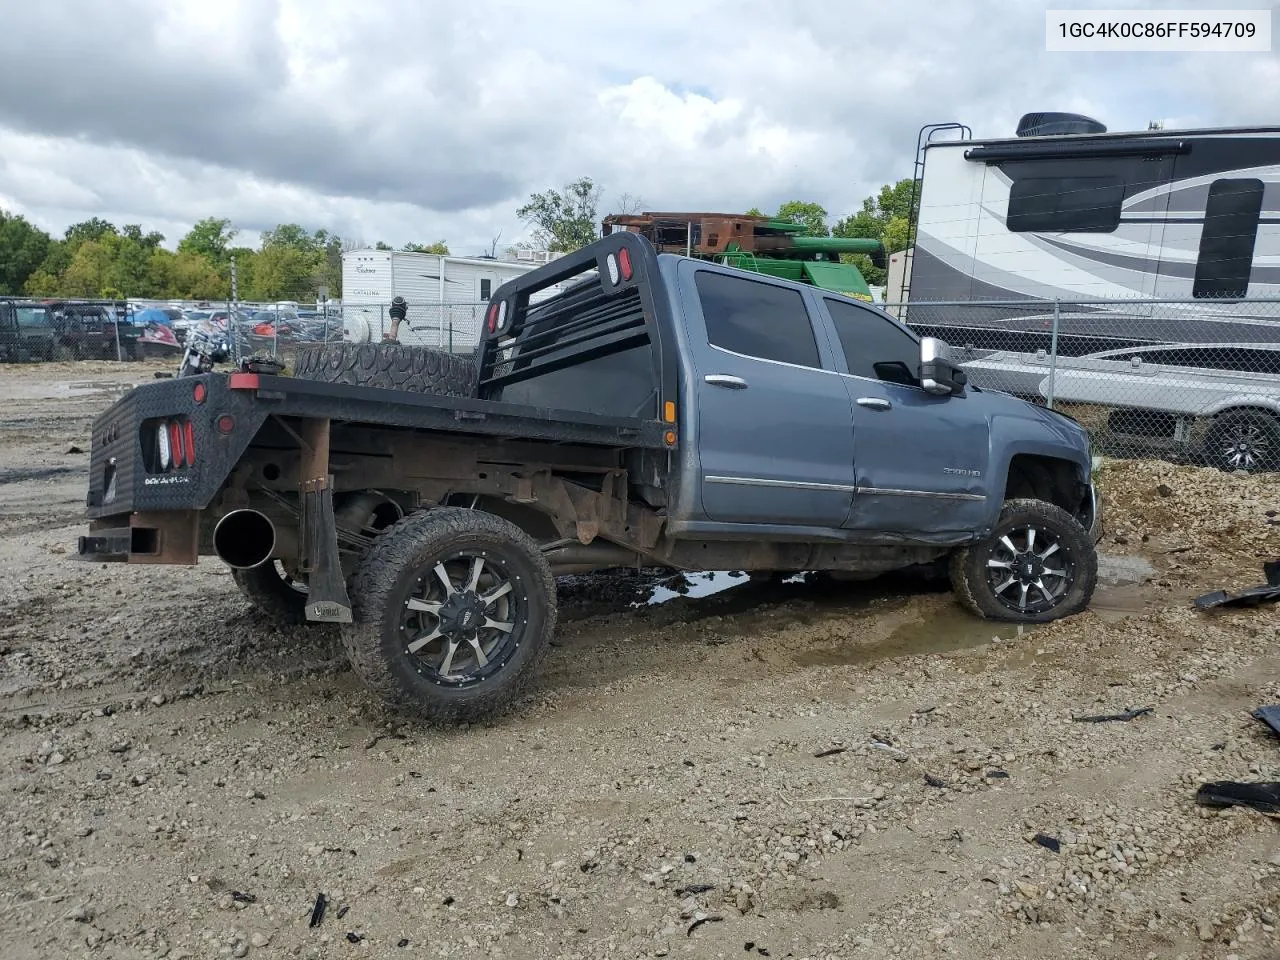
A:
<box><xmin>232</xmin><ymin>561</ymin><xmax>309</xmax><ymax>626</ymax></box>
<box><xmin>1204</xmin><ymin>409</ymin><xmax>1280</xmax><ymax>473</ymax></box>
<box><xmin>341</xmin><ymin>508</ymin><xmax>555</xmax><ymax>724</ymax></box>
<box><xmin>950</xmin><ymin>498</ymin><xmax>1096</xmax><ymax>623</ymax></box>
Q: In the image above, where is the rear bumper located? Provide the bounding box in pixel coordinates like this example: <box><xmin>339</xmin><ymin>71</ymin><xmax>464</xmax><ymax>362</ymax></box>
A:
<box><xmin>76</xmin><ymin>510</ymin><xmax>201</xmax><ymax>564</ymax></box>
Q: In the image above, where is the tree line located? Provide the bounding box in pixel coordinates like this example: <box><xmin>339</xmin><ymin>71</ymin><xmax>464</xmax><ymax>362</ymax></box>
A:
<box><xmin>0</xmin><ymin>176</ymin><xmax>913</xmax><ymax>302</ymax></box>
<box><xmin>0</xmin><ymin>214</ymin><xmax>452</xmax><ymax>302</ymax></box>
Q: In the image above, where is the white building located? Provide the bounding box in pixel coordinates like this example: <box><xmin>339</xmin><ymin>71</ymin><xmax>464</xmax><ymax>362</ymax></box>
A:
<box><xmin>341</xmin><ymin>249</ymin><xmax>560</xmax><ymax>352</ymax></box>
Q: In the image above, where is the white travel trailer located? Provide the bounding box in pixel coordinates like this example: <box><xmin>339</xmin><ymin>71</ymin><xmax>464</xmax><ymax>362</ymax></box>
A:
<box><xmin>899</xmin><ymin>113</ymin><xmax>1280</xmax><ymax>344</ymax></box>
<box><xmin>341</xmin><ymin>249</ymin><xmax>557</xmax><ymax>352</ymax></box>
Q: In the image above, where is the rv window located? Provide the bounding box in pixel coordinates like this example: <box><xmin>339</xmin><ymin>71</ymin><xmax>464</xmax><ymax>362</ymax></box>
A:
<box><xmin>824</xmin><ymin>298</ymin><xmax>920</xmax><ymax>385</ymax></box>
<box><xmin>1193</xmin><ymin>178</ymin><xmax>1264</xmax><ymax>300</ymax></box>
<box><xmin>696</xmin><ymin>270</ymin><xmax>821</xmax><ymax>369</ymax></box>
<box><xmin>1006</xmin><ymin>176</ymin><xmax>1124</xmax><ymax>233</ymax></box>
<box><xmin>480</xmin><ymin>278</ymin><xmax>492</xmax><ymax>301</ymax></box>
<box><xmin>1136</xmin><ymin>346</ymin><xmax>1280</xmax><ymax>374</ymax></box>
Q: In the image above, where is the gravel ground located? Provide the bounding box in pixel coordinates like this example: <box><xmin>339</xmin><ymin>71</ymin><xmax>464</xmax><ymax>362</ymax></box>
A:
<box><xmin>2</xmin><ymin>361</ymin><xmax>1279</xmax><ymax>960</ymax></box>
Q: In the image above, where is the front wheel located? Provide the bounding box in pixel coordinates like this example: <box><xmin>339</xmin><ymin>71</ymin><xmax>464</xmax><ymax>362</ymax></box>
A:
<box><xmin>949</xmin><ymin>498</ymin><xmax>1096</xmax><ymax>623</ymax></box>
<box><xmin>1203</xmin><ymin>409</ymin><xmax>1280</xmax><ymax>473</ymax></box>
<box><xmin>341</xmin><ymin>507</ymin><xmax>556</xmax><ymax>724</ymax></box>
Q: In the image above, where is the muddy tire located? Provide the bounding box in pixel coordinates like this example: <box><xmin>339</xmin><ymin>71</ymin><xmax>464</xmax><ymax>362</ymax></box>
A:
<box><xmin>292</xmin><ymin>342</ymin><xmax>475</xmax><ymax>397</ymax></box>
<box><xmin>232</xmin><ymin>561</ymin><xmax>309</xmax><ymax>626</ymax></box>
<box><xmin>341</xmin><ymin>507</ymin><xmax>556</xmax><ymax>725</ymax></box>
<box><xmin>1203</xmin><ymin>409</ymin><xmax>1280</xmax><ymax>473</ymax></box>
<box><xmin>950</xmin><ymin>498</ymin><xmax>1096</xmax><ymax>623</ymax></box>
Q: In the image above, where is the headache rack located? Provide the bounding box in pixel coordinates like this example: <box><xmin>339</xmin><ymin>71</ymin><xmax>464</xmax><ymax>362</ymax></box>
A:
<box><xmin>476</xmin><ymin>233</ymin><xmax>679</xmax><ymax>404</ymax></box>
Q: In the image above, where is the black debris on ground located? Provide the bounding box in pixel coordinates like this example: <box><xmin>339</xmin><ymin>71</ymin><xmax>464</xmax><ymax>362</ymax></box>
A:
<box><xmin>1072</xmin><ymin>706</ymin><xmax>1153</xmax><ymax>723</ymax></box>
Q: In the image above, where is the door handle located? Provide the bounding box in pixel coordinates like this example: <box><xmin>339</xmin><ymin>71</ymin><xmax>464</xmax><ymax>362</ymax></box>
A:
<box><xmin>704</xmin><ymin>374</ymin><xmax>748</xmax><ymax>389</ymax></box>
<box><xmin>856</xmin><ymin>397</ymin><xmax>892</xmax><ymax>410</ymax></box>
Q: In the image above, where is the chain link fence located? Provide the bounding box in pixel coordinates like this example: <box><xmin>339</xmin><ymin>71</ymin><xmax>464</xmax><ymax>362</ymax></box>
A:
<box><xmin>7</xmin><ymin>291</ymin><xmax>1280</xmax><ymax>473</ymax></box>
<box><xmin>0</xmin><ymin>296</ymin><xmax>485</xmax><ymax>368</ymax></box>
<box><xmin>894</xmin><ymin>297</ymin><xmax>1280</xmax><ymax>472</ymax></box>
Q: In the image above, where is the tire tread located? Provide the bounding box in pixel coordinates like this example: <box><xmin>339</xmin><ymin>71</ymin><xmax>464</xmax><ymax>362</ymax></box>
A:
<box><xmin>293</xmin><ymin>343</ymin><xmax>476</xmax><ymax>397</ymax></box>
<box><xmin>949</xmin><ymin>498</ymin><xmax>1097</xmax><ymax>623</ymax></box>
<box><xmin>340</xmin><ymin>507</ymin><xmax>556</xmax><ymax>724</ymax></box>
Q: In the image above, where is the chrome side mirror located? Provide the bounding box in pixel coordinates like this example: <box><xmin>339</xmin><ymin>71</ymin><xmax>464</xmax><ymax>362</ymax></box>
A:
<box><xmin>920</xmin><ymin>336</ymin><xmax>967</xmax><ymax>396</ymax></box>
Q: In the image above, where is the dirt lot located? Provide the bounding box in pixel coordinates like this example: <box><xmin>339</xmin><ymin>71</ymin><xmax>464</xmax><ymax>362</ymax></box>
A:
<box><xmin>2</xmin><ymin>360</ymin><xmax>1280</xmax><ymax>960</ymax></box>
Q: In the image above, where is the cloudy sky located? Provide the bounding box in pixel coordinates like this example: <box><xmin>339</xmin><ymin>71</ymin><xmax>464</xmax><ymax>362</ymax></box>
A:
<box><xmin>0</xmin><ymin>0</ymin><xmax>1276</xmax><ymax>257</ymax></box>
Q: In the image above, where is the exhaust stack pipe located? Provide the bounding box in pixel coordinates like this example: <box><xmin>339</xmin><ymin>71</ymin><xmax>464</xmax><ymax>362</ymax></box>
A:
<box><xmin>213</xmin><ymin>509</ymin><xmax>277</xmax><ymax>570</ymax></box>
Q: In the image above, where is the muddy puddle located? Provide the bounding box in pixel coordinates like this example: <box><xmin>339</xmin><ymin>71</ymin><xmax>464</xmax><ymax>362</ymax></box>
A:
<box><xmin>610</xmin><ymin>553</ymin><xmax>1163</xmax><ymax>669</ymax></box>
<box><xmin>797</xmin><ymin>560</ymin><xmax>1160</xmax><ymax>668</ymax></box>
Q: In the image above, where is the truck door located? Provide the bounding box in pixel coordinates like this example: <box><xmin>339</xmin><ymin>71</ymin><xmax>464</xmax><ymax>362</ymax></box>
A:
<box><xmin>821</xmin><ymin>297</ymin><xmax>991</xmax><ymax>535</ymax></box>
<box><xmin>678</xmin><ymin>262</ymin><xmax>856</xmax><ymax>528</ymax></box>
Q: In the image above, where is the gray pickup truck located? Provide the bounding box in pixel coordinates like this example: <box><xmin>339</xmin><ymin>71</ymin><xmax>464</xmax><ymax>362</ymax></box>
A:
<box><xmin>76</xmin><ymin>233</ymin><xmax>1102</xmax><ymax>723</ymax></box>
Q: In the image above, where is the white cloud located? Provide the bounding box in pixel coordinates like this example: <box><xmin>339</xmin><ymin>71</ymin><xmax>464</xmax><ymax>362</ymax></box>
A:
<box><xmin>0</xmin><ymin>0</ymin><xmax>1274</xmax><ymax>257</ymax></box>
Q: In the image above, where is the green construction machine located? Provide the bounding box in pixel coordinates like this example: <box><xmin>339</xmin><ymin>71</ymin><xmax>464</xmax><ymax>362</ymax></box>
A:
<box><xmin>601</xmin><ymin>211</ymin><xmax>886</xmax><ymax>301</ymax></box>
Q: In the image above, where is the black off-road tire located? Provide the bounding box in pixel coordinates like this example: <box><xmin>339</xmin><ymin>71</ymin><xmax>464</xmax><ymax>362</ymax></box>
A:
<box><xmin>232</xmin><ymin>561</ymin><xmax>309</xmax><ymax>626</ymax></box>
<box><xmin>950</xmin><ymin>498</ymin><xmax>1096</xmax><ymax>623</ymax></box>
<box><xmin>292</xmin><ymin>342</ymin><xmax>476</xmax><ymax>397</ymax></box>
<box><xmin>1203</xmin><ymin>409</ymin><xmax>1280</xmax><ymax>473</ymax></box>
<box><xmin>341</xmin><ymin>507</ymin><xmax>556</xmax><ymax>725</ymax></box>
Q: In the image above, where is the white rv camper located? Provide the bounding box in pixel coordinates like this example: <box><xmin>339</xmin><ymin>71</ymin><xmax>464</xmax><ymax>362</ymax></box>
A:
<box><xmin>900</xmin><ymin>113</ymin><xmax>1280</xmax><ymax>345</ymax></box>
<box><xmin>341</xmin><ymin>250</ymin><xmax>555</xmax><ymax>352</ymax></box>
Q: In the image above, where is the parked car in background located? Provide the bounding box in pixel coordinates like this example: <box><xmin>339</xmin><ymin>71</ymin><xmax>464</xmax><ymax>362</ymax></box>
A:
<box><xmin>45</xmin><ymin>300</ymin><xmax>139</xmax><ymax>360</ymax></box>
<box><xmin>0</xmin><ymin>300</ymin><xmax>59</xmax><ymax>362</ymax></box>
<box><xmin>958</xmin><ymin>341</ymin><xmax>1280</xmax><ymax>472</ymax></box>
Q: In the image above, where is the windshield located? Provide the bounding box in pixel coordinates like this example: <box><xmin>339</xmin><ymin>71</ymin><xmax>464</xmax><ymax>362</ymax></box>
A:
<box><xmin>15</xmin><ymin>307</ymin><xmax>49</xmax><ymax>328</ymax></box>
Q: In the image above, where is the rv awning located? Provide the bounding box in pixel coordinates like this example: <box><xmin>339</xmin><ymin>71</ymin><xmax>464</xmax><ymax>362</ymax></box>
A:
<box><xmin>965</xmin><ymin>138</ymin><xmax>1190</xmax><ymax>163</ymax></box>
<box><xmin>801</xmin><ymin>261</ymin><xmax>873</xmax><ymax>300</ymax></box>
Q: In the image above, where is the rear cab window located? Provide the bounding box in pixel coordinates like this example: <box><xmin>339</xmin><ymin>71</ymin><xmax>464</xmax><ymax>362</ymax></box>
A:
<box><xmin>823</xmin><ymin>296</ymin><xmax>921</xmax><ymax>387</ymax></box>
<box><xmin>694</xmin><ymin>270</ymin><xmax>822</xmax><ymax>368</ymax></box>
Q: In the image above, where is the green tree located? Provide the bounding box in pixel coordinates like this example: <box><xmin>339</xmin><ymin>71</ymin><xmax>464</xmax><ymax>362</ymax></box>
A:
<box><xmin>260</xmin><ymin>222</ymin><xmax>319</xmax><ymax>253</ymax></box>
<box><xmin>374</xmin><ymin>241</ymin><xmax>393</xmax><ymax>251</ymax></box>
<box><xmin>169</xmin><ymin>251</ymin><xmax>227</xmax><ymax>298</ymax></box>
<box><xmin>64</xmin><ymin>217</ymin><xmax>118</xmax><ymax>247</ymax></box>
<box><xmin>121</xmin><ymin>224</ymin><xmax>165</xmax><ymax>249</ymax></box>
<box><xmin>744</xmin><ymin>206</ymin><xmax>765</xmax><ymax>217</ymax></box>
<box><xmin>60</xmin><ymin>239</ymin><xmax>114</xmax><ymax>296</ymax></box>
<box><xmin>774</xmin><ymin>200</ymin><xmax>829</xmax><ymax>236</ymax></box>
<box><xmin>516</xmin><ymin>177</ymin><xmax>601</xmax><ymax>252</ymax></box>
<box><xmin>403</xmin><ymin>241</ymin><xmax>450</xmax><ymax>254</ymax></box>
<box><xmin>178</xmin><ymin>217</ymin><xmax>237</xmax><ymax>263</ymax></box>
<box><xmin>35</xmin><ymin>239</ymin><xmax>73</xmax><ymax>279</ymax></box>
<box><xmin>225</xmin><ymin>246</ymin><xmax>258</xmax><ymax>298</ymax></box>
<box><xmin>23</xmin><ymin>269</ymin><xmax>60</xmax><ymax>297</ymax></box>
<box><xmin>105</xmin><ymin>232</ymin><xmax>155</xmax><ymax>296</ymax></box>
<box><xmin>0</xmin><ymin>210</ymin><xmax>52</xmax><ymax>295</ymax></box>
<box><xmin>248</xmin><ymin>245</ymin><xmax>318</xmax><ymax>300</ymax></box>
<box><xmin>832</xmin><ymin>177</ymin><xmax>917</xmax><ymax>286</ymax></box>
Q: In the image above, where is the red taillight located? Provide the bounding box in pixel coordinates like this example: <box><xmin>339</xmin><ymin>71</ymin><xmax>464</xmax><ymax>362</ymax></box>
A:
<box><xmin>192</xmin><ymin>382</ymin><xmax>206</xmax><ymax>404</ymax></box>
<box><xmin>183</xmin><ymin>421</ymin><xmax>196</xmax><ymax>466</ymax></box>
<box><xmin>169</xmin><ymin>422</ymin><xmax>183</xmax><ymax>467</ymax></box>
<box><xmin>485</xmin><ymin>302</ymin><xmax>499</xmax><ymax>333</ymax></box>
<box><xmin>217</xmin><ymin>415</ymin><xmax>235</xmax><ymax>435</ymax></box>
<box><xmin>618</xmin><ymin>246</ymin><xmax>633</xmax><ymax>281</ymax></box>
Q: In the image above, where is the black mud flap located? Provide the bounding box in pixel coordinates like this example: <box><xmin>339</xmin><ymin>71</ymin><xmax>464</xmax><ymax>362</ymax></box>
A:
<box><xmin>1193</xmin><ymin>560</ymin><xmax>1280</xmax><ymax>611</ymax></box>
<box><xmin>300</xmin><ymin>476</ymin><xmax>352</xmax><ymax>623</ymax></box>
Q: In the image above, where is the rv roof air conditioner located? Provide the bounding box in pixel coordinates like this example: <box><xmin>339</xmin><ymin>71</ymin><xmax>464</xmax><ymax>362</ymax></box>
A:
<box><xmin>1015</xmin><ymin>112</ymin><xmax>1108</xmax><ymax>137</ymax></box>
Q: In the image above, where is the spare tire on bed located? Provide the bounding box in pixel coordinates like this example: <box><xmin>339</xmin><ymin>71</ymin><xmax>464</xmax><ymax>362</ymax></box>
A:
<box><xmin>292</xmin><ymin>343</ymin><xmax>476</xmax><ymax>397</ymax></box>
